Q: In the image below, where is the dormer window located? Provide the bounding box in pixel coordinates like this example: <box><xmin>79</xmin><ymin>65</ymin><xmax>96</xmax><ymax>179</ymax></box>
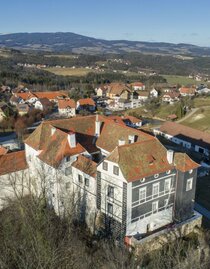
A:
<box><xmin>113</xmin><ymin>165</ymin><xmax>119</xmax><ymax>176</ymax></box>
<box><xmin>66</xmin><ymin>156</ymin><xmax>70</xmax><ymax>162</ymax></box>
<box><xmin>103</xmin><ymin>161</ymin><xmax>108</xmax><ymax>171</ymax></box>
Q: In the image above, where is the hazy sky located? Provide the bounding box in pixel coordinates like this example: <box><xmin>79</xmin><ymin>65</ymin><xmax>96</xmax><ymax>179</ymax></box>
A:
<box><xmin>1</xmin><ymin>0</ymin><xmax>210</xmax><ymax>46</ymax></box>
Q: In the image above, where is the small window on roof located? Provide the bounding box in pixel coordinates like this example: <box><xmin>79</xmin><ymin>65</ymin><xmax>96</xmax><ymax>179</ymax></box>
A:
<box><xmin>189</xmin><ymin>169</ymin><xmax>193</xmax><ymax>174</ymax></box>
<box><xmin>154</xmin><ymin>174</ymin><xmax>159</xmax><ymax>179</ymax></box>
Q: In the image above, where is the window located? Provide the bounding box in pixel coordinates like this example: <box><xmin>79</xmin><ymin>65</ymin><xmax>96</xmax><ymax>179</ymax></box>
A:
<box><xmin>107</xmin><ymin>185</ymin><xmax>114</xmax><ymax>198</ymax></box>
<box><xmin>164</xmin><ymin>178</ymin><xmax>171</xmax><ymax>192</ymax></box>
<box><xmin>103</xmin><ymin>161</ymin><xmax>108</xmax><ymax>171</ymax></box>
<box><xmin>186</xmin><ymin>178</ymin><xmax>193</xmax><ymax>191</ymax></box>
<box><xmin>139</xmin><ymin>187</ymin><xmax>146</xmax><ymax>201</ymax></box>
<box><xmin>166</xmin><ymin>170</ymin><xmax>171</xmax><ymax>175</ymax></box>
<box><xmin>78</xmin><ymin>174</ymin><xmax>83</xmax><ymax>183</ymax></box>
<box><xmin>140</xmin><ymin>178</ymin><xmax>145</xmax><ymax>183</ymax></box>
<box><xmin>107</xmin><ymin>203</ymin><xmax>113</xmax><ymax>214</ymax></box>
<box><xmin>66</xmin><ymin>156</ymin><xmax>70</xmax><ymax>162</ymax></box>
<box><xmin>152</xmin><ymin>201</ymin><xmax>159</xmax><ymax>213</ymax></box>
<box><xmin>189</xmin><ymin>169</ymin><xmax>193</xmax><ymax>174</ymax></box>
<box><xmin>154</xmin><ymin>174</ymin><xmax>159</xmax><ymax>179</ymax></box>
<box><xmin>152</xmin><ymin>183</ymin><xmax>159</xmax><ymax>196</ymax></box>
<box><xmin>85</xmin><ymin>178</ymin><xmax>89</xmax><ymax>187</ymax></box>
<box><xmin>65</xmin><ymin>167</ymin><xmax>72</xmax><ymax>176</ymax></box>
<box><xmin>66</xmin><ymin>182</ymin><xmax>70</xmax><ymax>189</ymax></box>
<box><xmin>113</xmin><ymin>165</ymin><xmax>119</xmax><ymax>176</ymax></box>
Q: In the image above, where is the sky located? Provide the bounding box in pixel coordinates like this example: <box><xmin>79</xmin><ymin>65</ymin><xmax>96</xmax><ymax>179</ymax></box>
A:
<box><xmin>1</xmin><ymin>0</ymin><xmax>210</xmax><ymax>46</ymax></box>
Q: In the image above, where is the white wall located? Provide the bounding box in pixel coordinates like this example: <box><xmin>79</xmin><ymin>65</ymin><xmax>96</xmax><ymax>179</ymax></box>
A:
<box><xmin>97</xmin><ymin>160</ymin><xmax>126</xmax><ymax>222</ymax></box>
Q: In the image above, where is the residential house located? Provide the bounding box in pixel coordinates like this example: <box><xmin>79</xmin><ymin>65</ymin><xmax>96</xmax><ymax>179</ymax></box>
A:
<box><xmin>179</xmin><ymin>87</ymin><xmax>196</xmax><ymax>97</ymax></box>
<box><xmin>106</xmin><ymin>83</ymin><xmax>131</xmax><ymax>100</ymax></box>
<box><xmin>131</xmin><ymin>82</ymin><xmax>145</xmax><ymax>91</ymax></box>
<box><xmin>162</xmin><ymin>92</ymin><xmax>180</xmax><ymax>104</ymax></box>
<box><xmin>34</xmin><ymin>98</ymin><xmax>53</xmax><ymax>111</ymax></box>
<box><xmin>136</xmin><ymin>91</ymin><xmax>149</xmax><ymax>102</ymax></box>
<box><xmin>95</xmin><ymin>86</ymin><xmax>108</xmax><ymax>97</ymax></box>
<box><xmin>77</xmin><ymin>98</ymin><xmax>96</xmax><ymax>112</ymax></box>
<box><xmin>58</xmin><ymin>99</ymin><xmax>76</xmax><ymax>117</ymax></box>
<box><xmin>155</xmin><ymin>121</ymin><xmax>210</xmax><ymax>157</ymax></box>
<box><xmin>14</xmin><ymin>92</ymin><xmax>38</xmax><ymax>104</ymax></box>
<box><xmin>118</xmin><ymin>99</ymin><xmax>132</xmax><ymax>110</ymax></box>
<box><xmin>150</xmin><ymin>88</ymin><xmax>158</xmax><ymax>98</ymax></box>
<box><xmin>122</xmin><ymin>116</ymin><xmax>142</xmax><ymax>128</ymax></box>
<box><xmin>34</xmin><ymin>91</ymin><xmax>68</xmax><ymax>103</ymax></box>
<box><xmin>10</xmin><ymin>95</ymin><xmax>23</xmax><ymax>106</ymax></box>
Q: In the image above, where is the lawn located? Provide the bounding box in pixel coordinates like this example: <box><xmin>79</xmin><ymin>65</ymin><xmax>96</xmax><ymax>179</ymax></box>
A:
<box><xmin>162</xmin><ymin>75</ymin><xmax>206</xmax><ymax>86</ymax></box>
<box><xmin>181</xmin><ymin>107</ymin><xmax>210</xmax><ymax>133</ymax></box>
<box><xmin>44</xmin><ymin>67</ymin><xmax>91</xmax><ymax>76</ymax></box>
<box><xmin>194</xmin><ymin>97</ymin><xmax>210</xmax><ymax>108</ymax></box>
<box><xmin>44</xmin><ymin>54</ymin><xmax>77</xmax><ymax>59</ymax></box>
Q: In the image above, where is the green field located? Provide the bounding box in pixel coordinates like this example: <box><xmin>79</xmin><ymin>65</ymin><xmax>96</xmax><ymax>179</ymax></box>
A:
<box><xmin>44</xmin><ymin>54</ymin><xmax>77</xmax><ymax>59</ymax></box>
<box><xmin>194</xmin><ymin>97</ymin><xmax>210</xmax><ymax>108</ymax></box>
<box><xmin>44</xmin><ymin>67</ymin><xmax>91</xmax><ymax>76</ymax></box>
<box><xmin>181</xmin><ymin>107</ymin><xmax>210</xmax><ymax>133</ymax></box>
<box><xmin>162</xmin><ymin>75</ymin><xmax>206</xmax><ymax>86</ymax></box>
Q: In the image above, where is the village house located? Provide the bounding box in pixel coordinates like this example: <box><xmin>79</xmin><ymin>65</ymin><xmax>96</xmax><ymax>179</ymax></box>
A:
<box><xmin>162</xmin><ymin>92</ymin><xmax>180</xmax><ymax>104</ymax></box>
<box><xmin>179</xmin><ymin>87</ymin><xmax>196</xmax><ymax>97</ymax></box>
<box><xmin>122</xmin><ymin>115</ymin><xmax>142</xmax><ymax>128</ymax></box>
<box><xmin>58</xmin><ymin>99</ymin><xmax>76</xmax><ymax>117</ymax></box>
<box><xmin>131</xmin><ymin>82</ymin><xmax>145</xmax><ymax>91</ymax></box>
<box><xmin>154</xmin><ymin>121</ymin><xmax>210</xmax><ymax>157</ymax></box>
<box><xmin>95</xmin><ymin>86</ymin><xmax>108</xmax><ymax>97</ymax></box>
<box><xmin>150</xmin><ymin>88</ymin><xmax>159</xmax><ymax>98</ymax></box>
<box><xmin>76</xmin><ymin>98</ymin><xmax>96</xmax><ymax>112</ymax></box>
<box><xmin>136</xmin><ymin>91</ymin><xmax>149</xmax><ymax>102</ymax></box>
<box><xmin>34</xmin><ymin>98</ymin><xmax>53</xmax><ymax>111</ymax></box>
<box><xmin>106</xmin><ymin>83</ymin><xmax>131</xmax><ymax>100</ymax></box>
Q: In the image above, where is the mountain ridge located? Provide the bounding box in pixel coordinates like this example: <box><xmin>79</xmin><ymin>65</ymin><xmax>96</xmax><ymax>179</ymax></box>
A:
<box><xmin>0</xmin><ymin>32</ymin><xmax>209</xmax><ymax>56</ymax></box>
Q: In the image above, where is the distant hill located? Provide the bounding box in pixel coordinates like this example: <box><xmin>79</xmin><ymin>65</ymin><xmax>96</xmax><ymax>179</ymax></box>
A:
<box><xmin>0</xmin><ymin>32</ymin><xmax>210</xmax><ymax>56</ymax></box>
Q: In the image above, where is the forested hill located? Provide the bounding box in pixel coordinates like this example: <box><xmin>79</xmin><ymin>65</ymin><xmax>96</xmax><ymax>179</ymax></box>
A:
<box><xmin>0</xmin><ymin>32</ymin><xmax>210</xmax><ymax>56</ymax></box>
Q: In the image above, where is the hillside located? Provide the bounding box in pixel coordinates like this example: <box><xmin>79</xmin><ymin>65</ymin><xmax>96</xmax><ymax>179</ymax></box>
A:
<box><xmin>1</xmin><ymin>32</ymin><xmax>210</xmax><ymax>56</ymax></box>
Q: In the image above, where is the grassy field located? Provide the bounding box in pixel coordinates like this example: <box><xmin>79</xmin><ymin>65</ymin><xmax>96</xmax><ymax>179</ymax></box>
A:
<box><xmin>181</xmin><ymin>107</ymin><xmax>210</xmax><ymax>133</ymax></box>
<box><xmin>44</xmin><ymin>67</ymin><xmax>91</xmax><ymax>76</ymax></box>
<box><xmin>44</xmin><ymin>54</ymin><xmax>77</xmax><ymax>59</ymax></box>
<box><xmin>162</xmin><ymin>75</ymin><xmax>206</xmax><ymax>86</ymax></box>
<box><xmin>194</xmin><ymin>97</ymin><xmax>210</xmax><ymax>108</ymax></box>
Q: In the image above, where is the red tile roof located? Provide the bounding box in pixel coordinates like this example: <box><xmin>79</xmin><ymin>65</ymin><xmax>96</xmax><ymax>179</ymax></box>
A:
<box><xmin>96</xmin><ymin>121</ymin><xmax>154</xmax><ymax>152</ymax></box>
<box><xmin>72</xmin><ymin>155</ymin><xmax>97</xmax><ymax>177</ymax></box>
<box><xmin>38</xmin><ymin>128</ymin><xmax>86</xmax><ymax>168</ymax></box>
<box><xmin>179</xmin><ymin>87</ymin><xmax>196</xmax><ymax>95</ymax></box>
<box><xmin>0</xmin><ymin>146</ymin><xmax>8</xmax><ymax>156</ymax></box>
<box><xmin>131</xmin><ymin>82</ymin><xmax>144</xmax><ymax>87</ymax></box>
<box><xmin>15</xmin><ymin>92</ymin><xmax>36</xmax><ymax>101</ymax></box>
<box><xmin>0</xmin><ymin>151</ymin><xmax>28</xmax><ymax>176</ymax></box>
<box><xmin>106</xmin><ymin>83</ymin><xmax>130</xmax><ymax>95</ymax></box>
<box><xmin>78</xmin><ymin>98</ymin><xmax>95</xmax><ymax>106</ymax></box>
<box><xmin>58</xmin><ymin>99</ymin><xmax>76</xmax><ymax>109</ymax></box>
<box><xmin>123</xmin><ymin>115</ymin><xmax>142</xmax><ymax>124</ymax></box>
<box><xmin>159</xmin><ymin>121</ymin><xmax>210</xmax><ymax>148</ymax></box>
<box><xmin>35</xmin><ymin>91</ymin><xmax>68</xmax><ymax>100</ymax></box>
<box><xmin>106</xmin><ymin>140</ymin><xmax>173</xmax><ymax>181</ymax></box>
<box><xmin>174</xmin><ymin>153</ymin><xmax>199</xmax><ymax>172</ymax></box>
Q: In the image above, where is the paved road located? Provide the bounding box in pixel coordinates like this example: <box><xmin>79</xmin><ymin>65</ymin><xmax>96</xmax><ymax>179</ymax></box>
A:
<box><xmin>177</xmin><ymin>108</ymin><xmax>199</xmax><ymax>123</ymax></box>
<box><xmin>194</xmin><ymin>202</ymin><xmax>210</xmax><ymax>220</ymax></box>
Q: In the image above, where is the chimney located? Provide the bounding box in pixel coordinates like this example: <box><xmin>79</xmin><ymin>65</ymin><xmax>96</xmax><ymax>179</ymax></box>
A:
<box><xmin>95</xmin><ymin>114</ymin><xmax>101</xmax><ymax>137</ymax></box>
<box><xmin>167</xmin><ymin>150</ymin><xmax>174</xmax><ymax>164</ymax></box>
<box><xmin>118</xmin><ymin>138</ymin><xmax>125</xmax><ymax>146</ymax></box>
<box><xmin>51</xmin><ymin>126</ymin><xmax>56</xmax><ymax>136</ymax></box>
<box><xmin>128</xmin><ymin>135</ymin><xmax>135</xmax><ymax>144</ymax></box>
<box><xmin>68</xmin><ymin>131</ymin><xmax>76</xmax><ymax>148</ymax></box>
